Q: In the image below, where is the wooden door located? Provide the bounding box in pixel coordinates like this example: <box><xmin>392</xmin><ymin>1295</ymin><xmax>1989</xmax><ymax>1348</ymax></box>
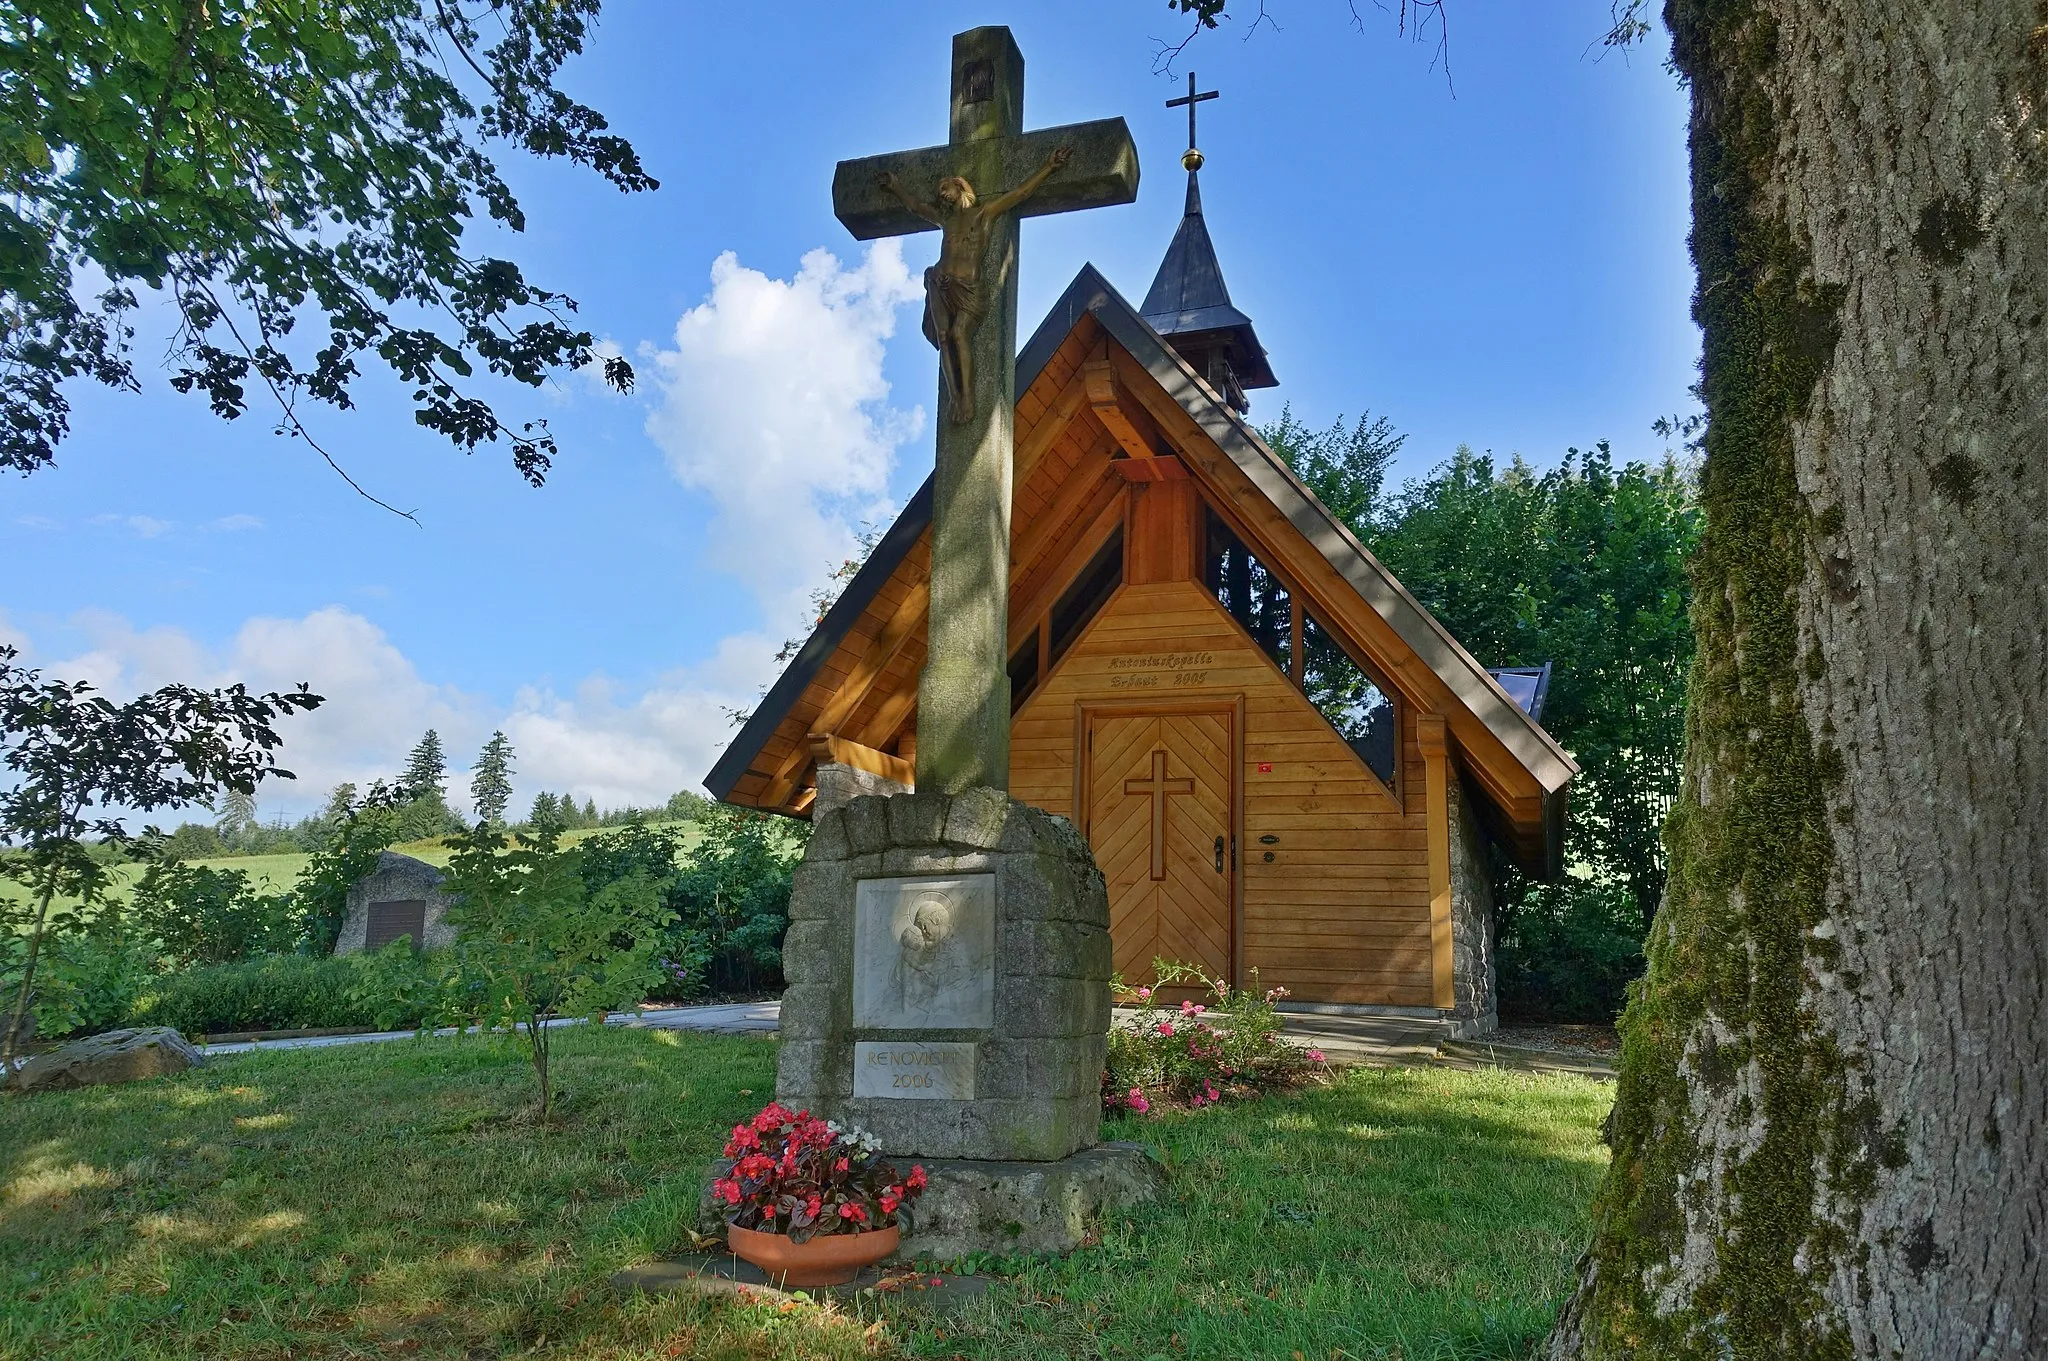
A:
<box><xmin>1083</xmin><ymin>707</ymin><xmax>1237</xmax><ymax>989</ymax></box>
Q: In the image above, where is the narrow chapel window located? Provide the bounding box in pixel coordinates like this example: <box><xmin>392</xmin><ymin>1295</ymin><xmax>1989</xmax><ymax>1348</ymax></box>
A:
<box><xmin>1008</xmin><ymin>640</ymin><xmax>1038</xmax><ymax>713</ymax></box>
<box><xmin>1049</xmin><ymin>527</ymin><xmax>1124</xmax><ymax>663</ymax></box>
<box><xmin>1202</xmin><ymin>508</ymin><xmax>1291</xmax><ymax>675</ymax></box>
<box><xmin>1301</xmin><ymin>610</ymin><xmax>1398</xmax><ymax>790</ymax></box>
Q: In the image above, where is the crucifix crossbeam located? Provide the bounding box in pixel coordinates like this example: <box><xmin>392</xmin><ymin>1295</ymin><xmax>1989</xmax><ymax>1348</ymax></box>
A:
<box><xmin>828</xmin><ymin>28</ymin><xmax>1139</xmax><ymax>797</ymax></box>
<box><xmin>1125</xmin><ymin>747</ymin><xmax>1196</xmax><ymax>882</ymax></box>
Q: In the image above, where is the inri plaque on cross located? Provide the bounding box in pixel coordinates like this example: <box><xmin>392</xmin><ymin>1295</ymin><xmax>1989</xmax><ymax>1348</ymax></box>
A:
<box><xmin>832</xmin><ymin>27</ymin><xmax>1138</xmax><ymax>796</ymax></box>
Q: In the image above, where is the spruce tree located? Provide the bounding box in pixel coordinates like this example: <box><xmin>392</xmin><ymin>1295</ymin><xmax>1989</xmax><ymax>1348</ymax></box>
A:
<box><xmin>529</xmin><ymin>791</ymin><xmax>561</xmax><ymax>832</ymax></box>
<box><xmin>402</xmin><ymin>730</ymin><xmax>448</xmax><ymax>799</ymax></box>
<box><xmin>470</xmin><ymin>732</ymin><xmax>516</xmax><ymax>827</ymax></box>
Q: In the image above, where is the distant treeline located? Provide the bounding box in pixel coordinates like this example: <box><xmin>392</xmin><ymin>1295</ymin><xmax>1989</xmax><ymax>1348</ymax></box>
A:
<box><xmin>156</xmin><ymin>728</ymin><xmax>715</xmax><ymax>860</ymax></box>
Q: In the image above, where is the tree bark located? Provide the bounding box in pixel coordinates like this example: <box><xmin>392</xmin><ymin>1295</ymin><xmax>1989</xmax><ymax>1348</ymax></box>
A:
<box><xmin>1552</xmin><ymin>2</ymin><xmax>2047</xmax><ymax>1356</ymax></box>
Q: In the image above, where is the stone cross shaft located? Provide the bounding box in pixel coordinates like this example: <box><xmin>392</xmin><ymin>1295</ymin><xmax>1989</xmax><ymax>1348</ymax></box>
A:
<box><xmin>831</xmin><ymin>26</ymin><xmax>1138</xmax><ymax>795</ymax></box>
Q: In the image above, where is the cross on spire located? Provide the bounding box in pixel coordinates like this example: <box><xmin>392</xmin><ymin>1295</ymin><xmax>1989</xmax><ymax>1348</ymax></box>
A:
<box><xmin>1166</xmin><ymin>72</ymin><xmax>1220</xmax><ymax>171</ymax></box>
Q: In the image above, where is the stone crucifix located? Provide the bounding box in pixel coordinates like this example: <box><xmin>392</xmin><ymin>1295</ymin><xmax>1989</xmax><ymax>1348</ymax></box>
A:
<box><xmin>832</xmin><ymin>27</ymin><xmax>1138</xmax><ymax>796</ymax></box>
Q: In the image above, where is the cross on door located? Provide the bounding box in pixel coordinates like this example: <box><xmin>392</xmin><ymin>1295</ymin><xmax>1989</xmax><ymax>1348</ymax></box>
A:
<box><xmin>1125</xmin><ymin>747</ymin><xmax>1197</xmax><ymax>882</ymax></box>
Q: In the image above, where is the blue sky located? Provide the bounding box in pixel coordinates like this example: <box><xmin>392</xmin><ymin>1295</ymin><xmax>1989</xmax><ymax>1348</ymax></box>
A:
<box><xmin>1</xmin><ymin>1</ymin><xmax>1695</xmax><ymax>821</ymax></box>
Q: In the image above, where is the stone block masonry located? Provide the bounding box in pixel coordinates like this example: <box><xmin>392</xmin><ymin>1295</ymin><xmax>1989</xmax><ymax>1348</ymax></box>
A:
<box><xmin>775</xmin><ymin>787</ymin><xmax>1112</xmax><ymax>1162</ymax></box>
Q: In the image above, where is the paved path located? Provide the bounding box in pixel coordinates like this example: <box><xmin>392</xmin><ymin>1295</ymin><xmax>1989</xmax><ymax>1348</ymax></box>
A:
<box><xmin>199</xmin><ymin>999</ymin><xmax>1609</xmax><ymax>1076</ymax></box>
<box><xmin>200</xmin><ymin>1001</ymin><xmax>781</xmax><ymax>1055</ymax></box>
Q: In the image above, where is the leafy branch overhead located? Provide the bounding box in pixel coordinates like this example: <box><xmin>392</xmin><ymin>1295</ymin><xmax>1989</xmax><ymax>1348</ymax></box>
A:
<box><xmin>0</xmin><ymin>0</ymin><xmax>654</xmax><ymax>498</ymax></box>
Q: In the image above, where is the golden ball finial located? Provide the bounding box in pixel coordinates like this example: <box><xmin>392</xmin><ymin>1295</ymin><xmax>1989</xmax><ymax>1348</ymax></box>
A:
<box><xmin>1181</xmin><ymin>148</ymin><xmax>1205</xmax><ymax>172</ymax></box>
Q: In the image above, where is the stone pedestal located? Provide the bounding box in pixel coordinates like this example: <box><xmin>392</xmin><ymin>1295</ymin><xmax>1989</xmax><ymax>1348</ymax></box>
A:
<box><xmin>777</xmin><ymin>787</ymin><xmax>1111</xmax><ymax>1162</ymax></box>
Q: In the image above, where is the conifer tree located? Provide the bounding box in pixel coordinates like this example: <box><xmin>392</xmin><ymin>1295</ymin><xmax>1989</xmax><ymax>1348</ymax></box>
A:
<box><xmin>470</xmin><ymin>732</ymin><xmax>516</xmax><ymax>827</ymax></box>
<box><xmin>529</xmin><ymin>791</ymin><xmax>562</xmax><ymax>832</ymax></box>
<box><xmin>403</xmin><ymin>730</ymin><xmax>448</xmax><ymax>799</ymax></box>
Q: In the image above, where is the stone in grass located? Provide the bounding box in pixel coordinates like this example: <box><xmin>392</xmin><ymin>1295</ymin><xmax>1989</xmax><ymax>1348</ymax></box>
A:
<box><xmin>9</xmin><ymin>1026</ymin><xmax>205</xmax><ymax>1093</ymax></box>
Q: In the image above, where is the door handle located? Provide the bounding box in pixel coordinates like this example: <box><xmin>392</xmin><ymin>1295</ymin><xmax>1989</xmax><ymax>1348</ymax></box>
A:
<box><xmin>1214</xmin><ymin>835</ymin><xmax>1225</xmax><ymax>873</ymax></box>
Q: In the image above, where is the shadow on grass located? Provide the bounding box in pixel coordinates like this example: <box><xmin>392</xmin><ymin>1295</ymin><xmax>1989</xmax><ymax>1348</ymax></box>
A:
<box><xmin>0</xmin><ymin>1027</ymin><xmax>897</xmax><ymax>1361</ymax></box>
<box><xmin>903</xmin><ymin>1065</ymin><xmax>1613</xmax><ymax>1361</ymax></box>
<box><xmin>2</xmin><ymin>1036</ymin><xmax>1610</xmax><ymax>1361</ymax></box>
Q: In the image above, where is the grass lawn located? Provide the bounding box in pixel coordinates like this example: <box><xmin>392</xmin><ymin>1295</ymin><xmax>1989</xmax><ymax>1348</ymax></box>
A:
<box><xmin>1</xmin><ymin>822</ymin><xmax>708</xmax><ymax>916</ymax></box>
<box><xmin>0</xmin><ymin>1028</ymin><xmax>1610</xmax><ymax>1360</ymax></box>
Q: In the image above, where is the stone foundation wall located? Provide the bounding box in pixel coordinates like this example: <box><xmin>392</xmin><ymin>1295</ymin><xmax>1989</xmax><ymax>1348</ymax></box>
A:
<box><xmin>1446</xmin><ymin>777</ymin><xmax>1499</xmax><ymax>1038</ymax></box>
<box><xmin>777</xmin><ymin>787</ymin><xmax>1111</xmax><ymax>1162</ymax></box>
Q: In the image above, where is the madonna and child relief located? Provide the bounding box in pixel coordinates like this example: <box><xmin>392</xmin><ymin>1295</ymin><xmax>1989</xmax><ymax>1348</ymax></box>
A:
<box><xmin>853</xmin><ymin>874</ymin><xmax>996</xmax><ymax>1030</ymax></box>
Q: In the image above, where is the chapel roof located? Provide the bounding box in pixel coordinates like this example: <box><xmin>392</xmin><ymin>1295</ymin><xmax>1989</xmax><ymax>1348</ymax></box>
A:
<box><xmin>703</xmin><ymin>265</ymin><xmax>1577</xmax><ymax>874</ymax></box>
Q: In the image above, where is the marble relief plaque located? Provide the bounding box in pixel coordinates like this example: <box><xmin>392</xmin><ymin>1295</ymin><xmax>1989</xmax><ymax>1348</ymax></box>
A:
<box><xmin>853</xmin><ymin>1041</ymin><xmax>976</xmax><ymax>1100</ymax></box>
<box><xmin>853</xmin><ymin>874</ymin><xmax>995</xmax><ymax>1030</ymax></box>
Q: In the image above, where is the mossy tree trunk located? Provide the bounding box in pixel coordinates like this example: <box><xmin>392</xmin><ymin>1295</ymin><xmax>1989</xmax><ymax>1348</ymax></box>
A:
<box><xmin>1550</xmin><ymin>2</ymin><xmax>2047</xmax><ymax>1356</ymax></box>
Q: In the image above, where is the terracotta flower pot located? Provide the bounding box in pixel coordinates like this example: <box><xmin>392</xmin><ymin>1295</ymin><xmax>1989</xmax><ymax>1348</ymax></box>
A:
<box><xmin>725</xmin><ymin>1220</ymin><xmax>901</xmax><ymax>1288</ymax></box>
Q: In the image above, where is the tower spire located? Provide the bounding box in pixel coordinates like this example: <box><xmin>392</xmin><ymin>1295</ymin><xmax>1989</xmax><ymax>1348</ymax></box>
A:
<box><xmin>1140</xmin><ymin>74</ymin><xmax>1276</xmax><ymax>414</ymax></box>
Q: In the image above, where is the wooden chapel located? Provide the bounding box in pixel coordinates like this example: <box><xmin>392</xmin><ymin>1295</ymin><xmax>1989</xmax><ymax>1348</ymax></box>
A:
<box><xmin>706</xmin><ymin>156</ymin><xmax>1576</xmax><ymax>1035</ymax></box>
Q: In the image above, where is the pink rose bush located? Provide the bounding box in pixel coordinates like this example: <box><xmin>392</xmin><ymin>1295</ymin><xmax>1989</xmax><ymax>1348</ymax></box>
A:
<box><xmin>1101</xmin><ymin>960</ymin><xmax>1330</xmax><ymax>1116</ymax></box>
<box><xmin>711</xmin><ymin>1102</ymin><xmax>926</xmax><ymax>1242</ymax></box>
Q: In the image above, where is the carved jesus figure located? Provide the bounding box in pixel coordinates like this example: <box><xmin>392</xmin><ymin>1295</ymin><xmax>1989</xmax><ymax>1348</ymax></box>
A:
<box><xmin>878</xmin><ymin>145</ymin><xmax>1072</xmax><ymax>423</ymax></box>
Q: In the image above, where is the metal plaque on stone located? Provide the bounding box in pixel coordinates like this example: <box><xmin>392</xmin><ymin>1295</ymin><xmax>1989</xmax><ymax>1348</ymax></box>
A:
<box><xmin>853</xmin><ymin>1041</ymin><xmax>977</xmax><ymax>1099</ymax></box>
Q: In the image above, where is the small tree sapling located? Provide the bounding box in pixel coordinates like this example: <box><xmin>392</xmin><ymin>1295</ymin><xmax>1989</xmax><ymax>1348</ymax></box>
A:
<box><xmin>439</xmin><ymin>823</ymin><xmax>665</xmax><ymax>1119</ymax></box>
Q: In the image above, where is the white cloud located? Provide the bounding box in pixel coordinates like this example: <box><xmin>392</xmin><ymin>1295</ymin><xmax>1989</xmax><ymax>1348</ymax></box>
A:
<box><xmin>645</xmin><ymin>241</ymin><xmax>923</xmax><ymax>636</ymax></box>
<box><xmin>16</xmin><ymin>515</ymin><xmax>58</xmax><ymax>531</ymax></box>
<box><xmin>207</xmin><ymin>514</ymin><xmax>264</xmax><ymax>532</ymax></box>
<box><xmin>89</xmin><ymin>513</ymin><xmax>175</xmax><ymax>538</ymax></box>
<box><xmin>4</xmin><ymin>607</ymin><xmax>760</xmax><ymax>823</ymax></box>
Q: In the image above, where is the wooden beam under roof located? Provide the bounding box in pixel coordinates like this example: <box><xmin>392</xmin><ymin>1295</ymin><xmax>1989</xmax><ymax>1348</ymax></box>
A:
<box><xmin>1083</xmin><ymin>356</ymin><xmax>1159</xmax><ymax>461</ymax></box>
<box><xmin>807</xmin><ymin>732</ymin><xmax>915</xmax><ymax>787</ymax></box>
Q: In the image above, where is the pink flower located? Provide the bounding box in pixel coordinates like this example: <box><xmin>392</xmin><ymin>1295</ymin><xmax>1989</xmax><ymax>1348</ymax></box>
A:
<box><xmin>1135</xmin><ymin>986</ymin><xmax>1153</xmax><ymax>1002</ymax></box>
<box><xmin>1156</xmin><ymin>1021</ymin><xmax>1175</xmax><ymax>1037</ymax></box>
<box><xmin>1127</xmin><ymin>1088</ymin><xmax>1151</xmax><ymax>1114</ymax></box>
<box><xmin>906</xmin><ymin>1165</ymin><xmax>928</xmax><ymax>1190</ymax></box>
<box><xmin>1180</xmin><ymin>1000</ymin><xmax>1206</xmax><ymax>1017</ymax></box>
<box><xmin>1306</xmin><ymin>1048</ymin><xmax>1327</xmax><ymax>1064</ymax></box>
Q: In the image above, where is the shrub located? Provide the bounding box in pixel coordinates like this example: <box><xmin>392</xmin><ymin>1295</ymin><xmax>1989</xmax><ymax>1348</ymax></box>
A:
<box><xmin>663</xmin><ymin>806</ymin><xmax>801</xmax><ymax>998</ymax></box>
<box><xmin>0</xmin><ymin>925</ymin><xmax>156</xmax><ymax>1040</ymax></box>
<box><xmin>130</xmin><ymin>861</ymin><xmax>301</xmax><ymax>967</ymax></box>
<box><xmin>131</xmin><ymin>951</ymin><xmax>447</xmax><ymax>1037</ymax></box>
<box><xmin>1495</xmin><ymin>878</ymin><xmax>1644</xmax><ymax>1022</ymax></box>
<box><xmin>1104</xmin><ymin>961</ymin><xmax>1329</xmax><ymax>1115</ymax></box>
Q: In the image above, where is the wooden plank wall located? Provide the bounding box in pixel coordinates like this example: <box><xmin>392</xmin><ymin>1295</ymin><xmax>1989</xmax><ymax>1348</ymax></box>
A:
<box><xmin>1010</xmin><ymin>579</ymin><xmax>1436</xmax><ymax>1007</ymax></box>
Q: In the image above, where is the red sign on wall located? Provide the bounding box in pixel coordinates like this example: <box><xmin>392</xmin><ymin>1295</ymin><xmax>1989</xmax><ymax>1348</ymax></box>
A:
<box><xmin>1256</xmin><ymin>761</ymin><xmax>1273</xmax><ymax>773</ymax></box>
